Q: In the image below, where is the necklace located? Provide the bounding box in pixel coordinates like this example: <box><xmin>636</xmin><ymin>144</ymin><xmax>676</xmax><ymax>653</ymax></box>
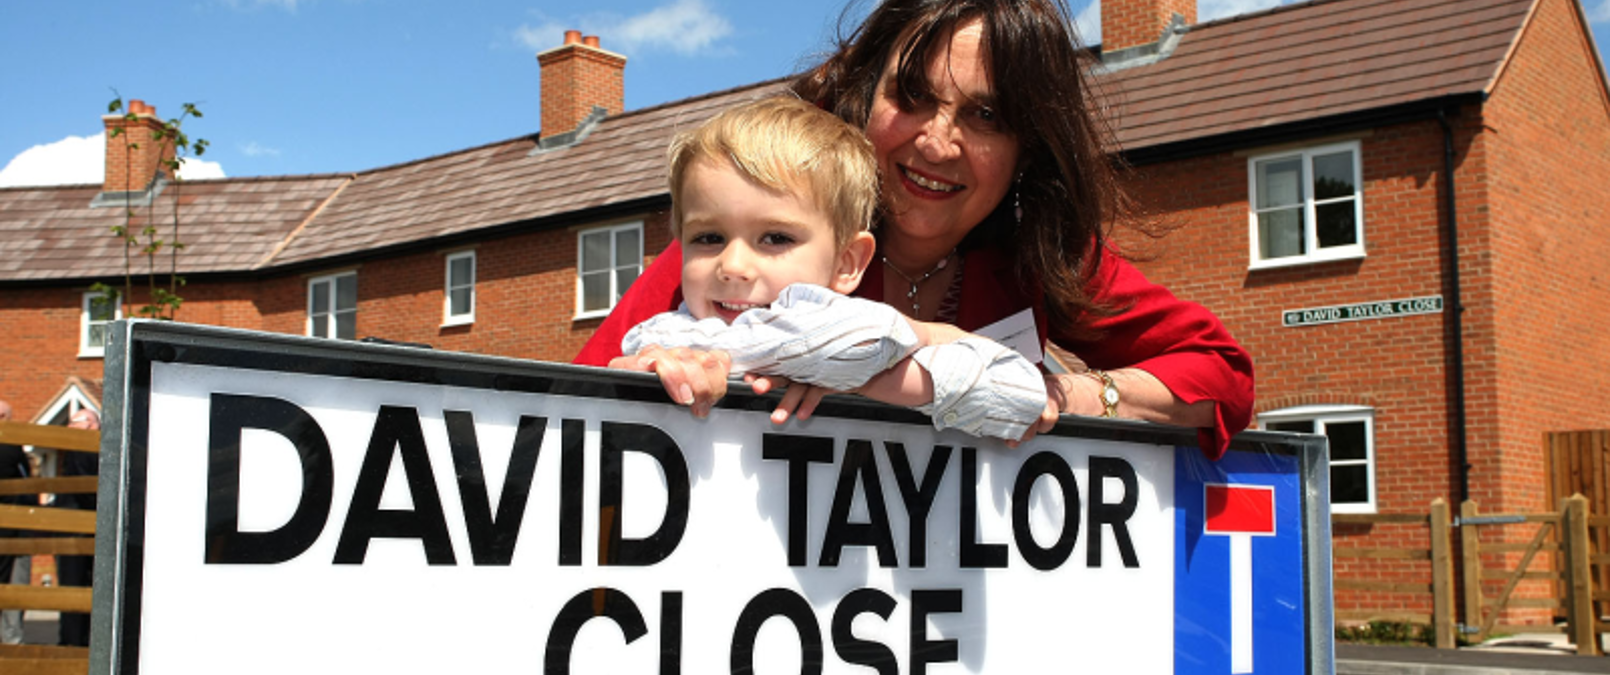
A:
<box><xmin>882</xmin><ymin>249</ymin><xmax>956</xmax><ymax>316</ymax></box>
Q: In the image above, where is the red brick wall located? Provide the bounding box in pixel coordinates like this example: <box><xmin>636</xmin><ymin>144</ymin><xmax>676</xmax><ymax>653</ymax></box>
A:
<box><xmin>1</xmin><ymin>211</ymin><xmax>672</xmax><ymax>421</ymax></box>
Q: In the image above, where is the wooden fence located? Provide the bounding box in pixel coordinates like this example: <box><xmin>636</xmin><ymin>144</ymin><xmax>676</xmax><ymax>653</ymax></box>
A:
<box><xmin>1333</xmin><ymin>495</ymin><xmax>1601</xmax><ymax>655</ymax></box>
<box><xmin>0</xmin><ymin>420</ymin><xmax>100</xmax><ymax>675</ymax></box>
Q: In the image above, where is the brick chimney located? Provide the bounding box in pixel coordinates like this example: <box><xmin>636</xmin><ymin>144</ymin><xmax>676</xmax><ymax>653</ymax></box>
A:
<box><xmin>1102</xmin><ymin>0</ymin><xmax>1197</xmax><ymax>53</ymax></box>
<box><xmin>102</xmin><ymin>99</ymin><xmax>174</xmax><ymax>193</ymax></box>
<box><xmin>537</xmin><ymin>30</ymin><xmax>627</xmax><ymax>136</ymax></box>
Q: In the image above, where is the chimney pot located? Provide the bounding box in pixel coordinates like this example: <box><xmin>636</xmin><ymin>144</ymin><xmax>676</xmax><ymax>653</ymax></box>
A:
<box><xmin>564</xmin><ymin>30</ymin><xmax>582</xmax><ymax>45</ymax></box>
<box><xmin>583</xmin><ymin>35</ymin><xmax>600</xmax><ymax>48</ymax></box>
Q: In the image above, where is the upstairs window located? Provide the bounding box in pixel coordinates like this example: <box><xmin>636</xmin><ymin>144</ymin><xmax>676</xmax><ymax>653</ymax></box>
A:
<box><xmin>576</xmin><ymin>222</ymin><xmax>642</xmax><ymax>319</ymax></box>
<box><xmin>1261</xmin><ymin>406</ymin><xmax>1376</xmax><ymax>513</ymax></box>
<box><xmin>444</xmin><ymin>251</ymin><xmax>475</xmax><ymax>326</ymax></box>
<box><xmin>80</xmin><ymin>290</ymin><xmax>121</xmax><ymax>358</ymax></box>
<box><xmin>1248</xmin><ymin>141</ymin><xmax>1364</xmax><ymax>269</ymax></box>
<box><xmin>308</xmin><ymin>272</ymin><xmax>357</xmax><ymax>340</ymax></box>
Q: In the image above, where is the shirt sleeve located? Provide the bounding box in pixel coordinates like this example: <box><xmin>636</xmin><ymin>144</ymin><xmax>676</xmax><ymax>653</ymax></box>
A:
<box><xmin>912</xmin><ymin>337</ymin><xmax>1048</xmax><ymax>441</ymax></box>
<box><xmin>1063</xmin><ymin>248</ymin><xmax>1255</xmax><ymax>459</ymax></box>
<box><xmin>622</xmin><ymin>284</ymin><xmax>920</xmax><ymax>391</ymax></box>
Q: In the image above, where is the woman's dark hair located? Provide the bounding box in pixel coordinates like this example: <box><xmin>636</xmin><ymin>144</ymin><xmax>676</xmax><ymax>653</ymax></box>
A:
<box><xmin>792</xmin><ymin>0</ymin><xmax>1128</xmax><ymax>337</ymax></box>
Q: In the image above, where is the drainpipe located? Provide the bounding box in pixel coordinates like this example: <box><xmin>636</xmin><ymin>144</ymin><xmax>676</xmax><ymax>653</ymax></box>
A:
<box><xmin>1437</xmin><ymin>107</ymin><xmax>1471</xmax><ymax>503</ymax></box>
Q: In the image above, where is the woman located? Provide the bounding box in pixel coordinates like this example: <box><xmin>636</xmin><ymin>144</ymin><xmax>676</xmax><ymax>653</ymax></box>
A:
<box><xmin>575</xmin><ymin>0</ymin><xmax>1253</xmax><ymax>458</ymax></box>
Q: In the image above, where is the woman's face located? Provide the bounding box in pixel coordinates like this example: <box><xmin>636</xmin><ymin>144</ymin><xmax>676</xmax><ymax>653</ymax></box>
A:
<box><xmin>864</xmin><ymin>17</ymin><xmax>1021</xmax><ymax>247</ymax></box>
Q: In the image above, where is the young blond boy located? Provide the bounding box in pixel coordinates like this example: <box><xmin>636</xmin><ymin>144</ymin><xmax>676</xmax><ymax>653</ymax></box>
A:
<box><xmin>622</xmin><ymin>96</ymin><xmax>1045</xmax><ymax>440</ymax></box>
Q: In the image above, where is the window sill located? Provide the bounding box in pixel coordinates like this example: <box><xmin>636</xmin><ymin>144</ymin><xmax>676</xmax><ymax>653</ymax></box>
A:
<box><xmin>573</xmin><ymin>310</ymin><xmax>611</xmax><ymax>322</ymax></box>
<box><xmin>1248</xmin><ymin>249</ymin><xmax>1365</xmax><ymax>272</ymax></box>
<box><xmin>77</xmin><ymin>350</ymin><xmax>105</xmax><ymax>360</ymax></box>
<box><xmin>441</xmin><ymin>315</ymin><xmax>474</xmax><ymax>328</ymax></box>
<box><xmin>1329</xmin><ymin>503</ymin><xmax>1377</xmax><ymax>515</ymax></box>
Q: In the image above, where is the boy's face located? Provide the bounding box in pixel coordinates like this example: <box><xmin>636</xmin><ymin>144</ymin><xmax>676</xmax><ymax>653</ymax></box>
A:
<box><xmin>679</xmin><ymin>158</ymin><xmax>870</xmax><ymax>324</ymax></box>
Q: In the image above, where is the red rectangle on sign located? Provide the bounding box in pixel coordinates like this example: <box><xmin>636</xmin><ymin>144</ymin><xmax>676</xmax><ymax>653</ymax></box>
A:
<box><xmin>1205</xmin><ymin>484</ymin><xmax>1275</xmax><ymax>535</ymax></box>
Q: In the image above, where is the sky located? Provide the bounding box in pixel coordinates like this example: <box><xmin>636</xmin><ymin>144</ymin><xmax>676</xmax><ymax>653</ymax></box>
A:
<box><xmin>3</xmin><ymin>0</ymin><xmax>1608</xmax><ymax>187</ymax></box>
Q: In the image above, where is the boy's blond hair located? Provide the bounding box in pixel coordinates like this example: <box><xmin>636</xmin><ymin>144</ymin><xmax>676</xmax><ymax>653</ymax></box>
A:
<box><xmin>668</xmin><ymin>96</ymin><xmax>879</xmax><ymax>248</ymax></box>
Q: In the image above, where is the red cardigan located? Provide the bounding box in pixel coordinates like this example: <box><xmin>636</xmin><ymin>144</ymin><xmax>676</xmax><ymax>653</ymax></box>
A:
<box><xmin>574</xmin><ymin>241</ymin><xmax>1254</xmax><ymax>459</ymax></box>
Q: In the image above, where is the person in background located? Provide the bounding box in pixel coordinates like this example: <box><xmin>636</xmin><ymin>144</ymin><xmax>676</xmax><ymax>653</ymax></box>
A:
<box><xmin>576</xmin><ymin>0</ymin><xmax>1254</xmax><ymax>458</ymax></box>
<box><xmin>0</xmin><ymin>399</ymin><xmax>29</xmax><ymax>645</ymax></box>
<box><xmin>56</xmin><ymin>408</ymin><xmax>98</xmax><ymax>647</ymax></box>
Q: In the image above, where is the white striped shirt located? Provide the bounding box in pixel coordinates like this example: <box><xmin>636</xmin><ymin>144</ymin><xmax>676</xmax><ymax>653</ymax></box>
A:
<box><xmin>622</xmin><ymin>284</ymin><xmax>1046</xmax><ymax>440</ymax></box>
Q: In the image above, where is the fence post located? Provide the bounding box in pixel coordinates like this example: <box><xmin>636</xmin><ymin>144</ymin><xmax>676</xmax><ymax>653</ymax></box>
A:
<box><xmin>1564</xmin><ymin>494</ymin><xmax>1598</xmax><ymax>656</ymax></box>
<box><xmin>1430</xmin><ymin>498</ymin><xmax>1455</xmax><ymax>648</ymax></box>
<box><xmin>1460</xmin><ymin>499</ymin><xmax>1482</xmax><ymax>633</ymax></box>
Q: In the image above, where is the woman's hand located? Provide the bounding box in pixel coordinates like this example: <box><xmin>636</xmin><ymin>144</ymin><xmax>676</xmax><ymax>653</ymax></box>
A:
<box><xmin>609</xmin><ymin>346</ymin><xmax>732</xmax><ymax>418</ymax></box>
<box><xmin>1042</xmin><ymin>368</ymin><xmax>1216</xmax><ymax>427</ymax></box>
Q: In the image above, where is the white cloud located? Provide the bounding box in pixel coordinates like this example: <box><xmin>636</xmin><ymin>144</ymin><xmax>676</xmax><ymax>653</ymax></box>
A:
<box><xmin>1589</xmin><ymin>0</ymin><xmax>1610</xmax><ymax>23</ymax></box>
<box><xmin>0</xmin><ymin>132</ymin><xmax>226</xmax><ymax>188</ymax></box>
<box><xmin>240</xmin><ymin>141</ymin><xmax>281</xmax><ymax>158</ymax></box>
<box><xmin>515</xmin><ymin>0</ymin><xmax>733</xmax><ymax>56</ymax></box>
<box><xmin>0</xmin><ymin>134</ymin><xmax>105</xmax><ymax>188</ymax></box>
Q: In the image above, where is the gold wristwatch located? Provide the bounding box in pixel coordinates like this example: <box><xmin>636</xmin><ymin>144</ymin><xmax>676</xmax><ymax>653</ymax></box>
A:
<box><xmin>1087</xmin><ymin>369</ymin><xmax>1119</xmax><ymax>418</ymax></box>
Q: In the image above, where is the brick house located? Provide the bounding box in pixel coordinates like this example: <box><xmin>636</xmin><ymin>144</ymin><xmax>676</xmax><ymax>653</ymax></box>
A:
<box><xmin>2</xmin><ymin>0</ymin><xmax>1607</xmax><ymax>627</ymax></box>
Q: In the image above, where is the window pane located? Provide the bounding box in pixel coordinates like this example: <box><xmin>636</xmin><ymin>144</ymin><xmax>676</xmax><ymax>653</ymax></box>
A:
<box><xmin>336</xmin><ymin>275</ymin><xmax>357</xmax><ymax>310</ymax></box>
<box><xmin>335</xmin><ymin>310</ymin><xmax>356</xmax><ymax>340</ymax></box>
<box><xmin>87</xmin><ymin>324</ymin><xmax>106</xmax><ymax>349</ymax></box>
<box><xmin>1259</xmin><ymin>208</ymin><xmax>1304</xmax><ymax>258</ymax></box>
<box><xmin>449</xmin><ymin>256</ymin><xmax>473</xmax><ymax>287</ymax></box>
<box><xmin>1316</xmin><ymin>201</ymin><xmax>1358</xmax><ymax>249</ymax></box>
<box><xmin>582</xmin><ymin>232</ymin><xmax>610</xmax><ymax>273</ymax></box>
<box><xmin>1312</xmin><ymin>152</ymin><xmax>1355</xmax><ymax>200</ymax></box>
<box><xmin>89</xmin><ymin>295</ymin><xmax>118</xmax><ymax>321</ymax></box>
<box><xmin>1326</xmin><ymin>421</ymin><xmax>1368</xmax><ymax>461</ymax></box>
<box><xmin>449</xmin><ymin>287</ymin><xmax>472</xmax><ymax>315</ymax></box>
<box><xmin>616</xmin><ymin>265</ymin><xmax>639</xmax><ymax>300</ymax></box>
<box><xmin>616</xmin><ymin>229</ymin><xmax>640</xmax><ymax>265</ymax></box>
<box><xmin>1256</xmin><ymin>157</ymin><xmax>1302</xmax><ymax>209</ymax></box>
<box><xmin>1267</xmin><ymin>420</ymin><xmax>1315</xmax><ymax>434</ymax></box>
<box><xmin>311</xmin><ymin>281</ymin><xmax>330</xmax><ymax>314</ymax></box>
<box><xmin>310</xmin><ymin>314</ymin><xmax>328</xmax><ymax>338</ymax></box>
<box><xmin>581</xmin><ymin>271</ymin><xmax>610</xmax><ymax>312</ymax></box>
<box><xmin>1331</xmin><ymin>465</ymin><xmax>1369</xmax><ymax>504</ymax></box>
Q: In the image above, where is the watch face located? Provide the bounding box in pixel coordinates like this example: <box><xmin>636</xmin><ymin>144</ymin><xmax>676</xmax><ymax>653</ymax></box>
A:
<box><xmin>1103</xmin><ymin>388</ymin><xmax>1120</xmax><ymax>405</ymax></box>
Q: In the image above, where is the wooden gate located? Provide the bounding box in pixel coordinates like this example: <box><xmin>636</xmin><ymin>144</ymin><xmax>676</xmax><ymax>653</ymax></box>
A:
<box><xmin>0</xmin><ymin>420</ymin><xmax>100</xmax><ymax>675</ymax></box>
<box><xmin>1548</xmin><ymin>430</ymin><xmax>1610</xmax><ymax>622</ymax></box>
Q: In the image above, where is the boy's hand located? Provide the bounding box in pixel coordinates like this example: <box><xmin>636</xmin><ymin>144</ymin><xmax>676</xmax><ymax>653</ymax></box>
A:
<box><xmin>611</xmin><ymin>346</ymin><xmax>732</xmax><ymax>418</ymax></box>
<box><xmin>746</xmin><ymin>375</ymin><xmax>836</xmax><ymax>425</ymax></box>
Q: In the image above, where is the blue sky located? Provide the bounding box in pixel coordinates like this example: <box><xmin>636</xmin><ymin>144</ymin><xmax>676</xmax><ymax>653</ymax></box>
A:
<box><xmin>3</xmin><ymin>0</ymin><xmax>1607</xmax><ymax>186</ymax></box>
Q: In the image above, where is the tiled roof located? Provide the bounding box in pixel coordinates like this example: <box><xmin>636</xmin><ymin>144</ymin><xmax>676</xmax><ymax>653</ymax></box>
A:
<box><xmin>0</xmin><ymin>175</ymin><xmax>350</xmax><ymax>281</ymax></box>
<box><xmin>270</xmin><ymin>82</ymin><xmax>784</xmax><ymax>265</ymax></box>
<box><xmin>1102</xmin><ymin>0</ymin><xmax>1534</xmax><ymax>151</ymax></box>
<box><xmin>1</xmin><ymin>0</ymin><xmax>1545</xmax><ymax>282</ymax></box>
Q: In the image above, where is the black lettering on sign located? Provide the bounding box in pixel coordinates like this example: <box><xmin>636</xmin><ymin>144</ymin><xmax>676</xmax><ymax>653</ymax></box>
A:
<box><xmin>598</xmin><ymin>421</ymin><xmax>690</xmax><ymax>566</ymax></box>
<box><xmin>544</xmin><ymin>587</ymin><xmax>648</xmax><ymax>675</ymax></box>
<box><xmin>831</xmin><ymin>588</ymin><xmax>897</xmax><ymax>675</ymax></box>
<box><xmin>334</xmin><ymin>406</ymin><xmax>456</xmax><ymax>565</ymax></box>
<box><xmin>444</xmin><ymin>411</ymin><xmax>544</xmax><ymax>566</ymax></box>
<box><xmin>731</xmin><ymin>588</ymin><xmax>823</xmax><ymax>675</ymax></box>
<box><xmin>1012</xmin><ymin>451</ymin><xmax>1079</xmax><ymax>571</ymax></box>
<box><xmin>559</xmin><ymin>419</ymin><xmax>584</xmax><ymax>566</ymax></box>
<box><xmin>762</xmin><ymin>434</ymin><xmax>835</xmax><ymax>567</ymax></box>
<box><xmin>1088</xmin><ymin>456</ymin><xmax>1140</xmax><ymax>568</ymax></box>
<box><xmin>910</xmin><ymin>589</ymin><xmax>962</xmax><ymax>675</ymax></box>
<box><xmin>661</xmin><ymin>591</ymin><xmax>684</xmax><ymax>675</ymax></box>
<box><xmin>820</xmin><ymin>440</ymin><xmax>897</xmax><ymax>568</ymax></box>
<box><xmin>959</xmin><ymin>448</ymin><xmax>1007</xmax><ymax>568</ymax></box>
<box><xmin>204</xmin><ymin>393</ymin><xmax>334</xmax><ymax>565</ymax></box>
<box><xmin>886</xmin><ymin>443</ymin><xmax>951</xmax><ymax>569</ymax></box>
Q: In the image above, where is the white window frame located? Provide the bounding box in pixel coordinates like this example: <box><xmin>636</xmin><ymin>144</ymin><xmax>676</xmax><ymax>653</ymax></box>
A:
<box><xmin>575</xmin><ymin>221</ymin><xmax>644</xmax><ymax>320</ymax></box>
<box><xmin>307</xmin><ymin>271</ymin><xmax>358</xmax><ymax>340</ymax></box>
<box><xmin>443</xmin><ymin>250</ymin><xmax>476</xmax><ymax>327</ymax></box>
<box><xmin>1247</xmin><ymin>140</ymin><xmax>1365</xmax><ymax>270</ymax></box>
<box><xmin>1259</xmin><ymin>404</ymin><xmax>1376</xmax><ymax>514</ymax></box>
<box><xmin>80</xmin><ymin>290</ymin><xmax>121</xmax><ymax>358</ymax></box>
